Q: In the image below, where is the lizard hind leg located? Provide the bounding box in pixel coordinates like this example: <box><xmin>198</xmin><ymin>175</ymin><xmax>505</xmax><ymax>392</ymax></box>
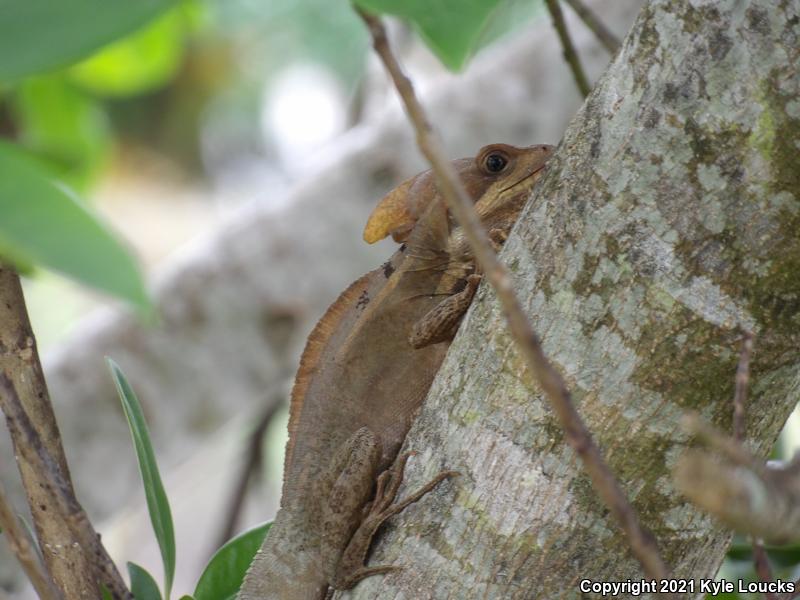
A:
<box><xmin>329</xmin><ymin>452</ymin><xmax>458</xmax><ymax>591</ymax></box>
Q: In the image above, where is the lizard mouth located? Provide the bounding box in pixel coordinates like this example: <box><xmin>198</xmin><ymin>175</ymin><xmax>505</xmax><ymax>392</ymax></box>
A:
<box><xmin>498</xmin><ymin>162</ymin><xmax>548</xmax><ymax>194</ymax></box>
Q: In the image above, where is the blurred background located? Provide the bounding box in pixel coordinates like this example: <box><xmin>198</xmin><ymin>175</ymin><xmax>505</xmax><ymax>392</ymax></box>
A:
<box><xmin>1</xmin><ymin>0</ymin><xmax>799</xmax><ymax>597</ymax></box>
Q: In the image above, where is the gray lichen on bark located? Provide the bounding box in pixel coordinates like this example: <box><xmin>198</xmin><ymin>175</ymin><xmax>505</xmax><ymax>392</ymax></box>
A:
<box><xmin>348</xmin><ymin>0</ymin><xmax>800</xmax><ymax>598</ymax></box>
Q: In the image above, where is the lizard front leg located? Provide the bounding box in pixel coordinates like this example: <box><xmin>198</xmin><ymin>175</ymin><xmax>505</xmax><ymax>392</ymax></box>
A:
<box><xmin>408</xmin><ymin>227</ymin><xmax>509</xmax><ymax>349</ymax></box>
<box><xmin>408</xmin><ymin>274</ymin><xmax>482</xmax><ymax>349</ymax></box>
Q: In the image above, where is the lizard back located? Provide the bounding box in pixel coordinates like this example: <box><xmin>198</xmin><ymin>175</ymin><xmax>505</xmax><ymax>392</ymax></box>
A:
<box><xmin>282</xmin><ymin>197</ymin><xmax>465</xmax><ymax>506</ymax></box>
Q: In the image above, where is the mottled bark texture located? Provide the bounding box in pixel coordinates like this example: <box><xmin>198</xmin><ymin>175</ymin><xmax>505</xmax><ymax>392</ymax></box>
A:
<box><xmin>347</xmin><ymin>1</ymin><xmax>800</xmax><ymax>598</ymax></box>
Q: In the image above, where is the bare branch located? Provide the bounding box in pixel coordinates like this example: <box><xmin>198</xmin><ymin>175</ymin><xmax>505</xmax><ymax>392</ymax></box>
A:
<box><xmin>356</xmin><ymin>8</ymin><xmax>670</xmax><ymax>584</ymax></box>
<box><xmin>0</xmin><ymin>267</ymin><xmax>130</xmax><ymax>599</ymax></box>
<box><xmin>544</xmin><ymin>0</ymin><xmax>591</xmax><ymax>97</ymax></box>
<box><xmin>563</xmin><ymin>0</ymin><xmax>621</xmax><ymax>54</ymax></box>
<box><xmin>0</xmin><ymin>482</ymin><xmax>61</xmax><ymax>600</ymax></box>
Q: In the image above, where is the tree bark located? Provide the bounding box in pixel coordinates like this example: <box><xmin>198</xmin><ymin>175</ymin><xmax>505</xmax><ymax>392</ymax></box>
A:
<box><xmin>348</xmin><ymin>0</ymin><xmax>800</xmax><ymax>598</ymax></box>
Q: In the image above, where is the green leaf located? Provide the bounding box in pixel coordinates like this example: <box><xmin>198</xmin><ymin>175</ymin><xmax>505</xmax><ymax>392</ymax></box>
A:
<box><xmin>194</xmin><ymin>522</ymin><xmax>271</xmax><ymax>600</ymax></box>
<box><xmin>100</xmin><ymin>584</ymin><xmax>115</xmax><ymax>600</ymax></box>
<box><xmin>353</xmin><ymin>0</ymin><xmax>504</xmax><ymax>70</ymax></box>
<box><xmin>69</xmin><ymin>8</ymin><xmax>187</xmax><ymax>97</ymax></box>
<box><xmin>0</xmin><ymin>0</ymin><xmax>178</xmax><ymax>82</ymax></box>
<box><xmin>109</xmin><ymin>359</ymin><xmax>176</xmax><ymax>600</ymax></box>
<box><xmin>10</xmin><ymin>76</ymin><xmax>110</xmax><ymax>189</ymax></box>
<box><xmin>0</xmin><ymin>141</ymin><xmax>148</xmax><ymax>309</ymax></box>
<box><xmin>128</xmin><ymin>562</ymin><xmax>163</xmax><ymax>600</ymax></box>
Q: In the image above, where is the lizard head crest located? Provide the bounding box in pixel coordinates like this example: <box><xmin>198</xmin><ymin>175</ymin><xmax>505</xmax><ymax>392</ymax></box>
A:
<box><xmin>362</xmin><ymin>143</ymin><xmax>555</xmax><ymax>245</ymax></box>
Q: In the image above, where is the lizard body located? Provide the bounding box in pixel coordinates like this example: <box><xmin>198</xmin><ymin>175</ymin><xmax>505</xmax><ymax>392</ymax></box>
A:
<box><xmin>239</xmin><ymin>143</ymin><xmax>554</xmax><ymax>600</ymax></box>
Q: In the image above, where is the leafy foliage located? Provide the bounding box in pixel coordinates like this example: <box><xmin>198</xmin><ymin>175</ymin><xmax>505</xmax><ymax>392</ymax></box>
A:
<box><xmin>0</xmin><ymin>0</ymin><xmax>178</xmax><ymax>82</ymax></box>
<box><xmin>0</xmin><ymin>142</ymin><xmax>148</xmax><ymax>308</ymax></box>
<box><xmin>0</xmin><ymin>0</ymin><xmax>183</xmax><ymax>306</ymax></box>
<box><xmin>353</xmin><ymin>0</ymin><xmax>505</xmax><ymax>70</ymax></box>
<box><xmin>9</xmin><ymin>76</ymin><xmax>109</xmax><ymax>189</ymax></box>
<box><xmin>69</xmin><ymin>7</ymin><xmax>190</xmax><ymax>97</ymax></box>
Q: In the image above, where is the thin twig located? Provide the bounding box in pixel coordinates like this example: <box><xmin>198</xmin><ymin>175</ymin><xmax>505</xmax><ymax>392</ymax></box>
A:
<box><xmin>356</xmin><ymin>8</ymin><xmax>671</xmax><ymax>584</ymax></box>
<box><xmin>543</xmin><ymin>0</ymin><xmax>591</xmax><ymax>97</ymax></box>
<box><xmin>730</xmin><ymin>333</ymin><xmax>773</xmax><ymax>590</ymax></box>
<box><xmin>733</xmin><ymin>332</ymin><xmax>754</xmax><ymax>442</ymax></box>
<box><xmin>562</xmin><ymin>0</ymin><xmax>621</xmax><ymax>54</ymax></box>
<box><xmin>0</xmin><ymin>482</ymin><xmax>61</xmax><ymax>600</ymax></box>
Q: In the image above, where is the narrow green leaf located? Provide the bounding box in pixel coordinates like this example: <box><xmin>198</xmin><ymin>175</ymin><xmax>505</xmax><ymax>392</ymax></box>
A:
<box><xmin>353</xmin><ymin>0</ymin><xmax>504</xmax><ymax>70</ymax></box>
<box><xmin>128</xmin><ymin>562</ymin><xmax>163</xmax><ymax>600</ymax></box>
<box><xmin>0</xmin><ymin>141</ymin><xmax>149</xmax><ymax>309</ymax></box>
<box><xmin>0</xmin><ymin>0</ymin><xmax>177</xmax><ymax>82</ymax></box>
<box><xmin>194</xmin><ymin>522</ymin><xmax>271</xmax><ymax>600</ymax></box>
<box><xmin>109</xmin><ymin>359</ymin><xmax>176</xmax><ymax>600</ymax></box>
<box><xmin>100</xmin><ymin>584</ymin><xmax>115</xmax><ymax>600</ymax></box>
<box><xmin>17</xmin><ymin>514</ymin><xmax>43</xmax><ymax>564</ymax></box>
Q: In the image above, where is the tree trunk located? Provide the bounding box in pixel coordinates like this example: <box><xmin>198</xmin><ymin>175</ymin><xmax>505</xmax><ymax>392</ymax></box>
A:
<box><xmin>347</xmin><ymin>0</ymin><xmax>800</xmax><ymax>598</ymax></box>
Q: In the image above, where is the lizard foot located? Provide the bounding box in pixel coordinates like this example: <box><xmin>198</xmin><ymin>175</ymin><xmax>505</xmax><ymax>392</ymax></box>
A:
<box><xmin>330</xmin><ymin>453</ymin><xmax>458</xmax><ymax>590</ymax></box>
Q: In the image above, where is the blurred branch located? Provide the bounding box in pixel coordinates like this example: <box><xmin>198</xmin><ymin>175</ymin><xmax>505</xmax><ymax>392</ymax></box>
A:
<box><xmin>675</xmin><ymin>449</ymin><xmax>800</xmax><ymax>545</ymax></box>
<box><xmin>356</xmin><ymin>7</ymin><xmax>670</xmax><ymax>585</ymax></box>
<box><xmin>0</xmin><ymin>267</ymin><xmax>130</xmax><ymax>599</ymax></box>
<box><xmin>563</xmin><ymin>0</ymin><xmax>621</xmax><ymax>53</ymax></box>
<box><xmin>752</xmin><ymin>542</ymin><xmax>780</xmax><ymax>600</ymax></box>
<box><xmin>681</xmin><ymin>412</ymin><xmax>765</xmax><ymax>473</ymax></box>
<box><xmin>212</xmin><ymin>398</ymin><xmax>282</xmax><ymax>553</ymax></box>
<box><xmin>0</xmin><ymin>482</ymin><xmax>61</xmax><ymax>600</ymax></box>
<box><xmin>544</xmin><ymin>0</ymin><xmax>591</xmax><ymax>97</ymax></box>
<box><xmin>678</xmin><ymin>335</ymin><xmax>800</xmax><ymax>591</ymax></box>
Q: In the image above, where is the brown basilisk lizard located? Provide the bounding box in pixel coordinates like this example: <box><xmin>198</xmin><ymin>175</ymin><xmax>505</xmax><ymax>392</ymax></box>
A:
<box><xmin>239</xmin><ymin>143</ymin><xmax>554</xmax><ymax>600</ymax></box>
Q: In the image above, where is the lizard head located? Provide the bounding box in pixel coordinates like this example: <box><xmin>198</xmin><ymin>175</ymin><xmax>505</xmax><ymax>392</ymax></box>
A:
<box><xmin>362</xmin><ymin>143</ymin><xmax>554</xmax><ymax>244</ymax></box>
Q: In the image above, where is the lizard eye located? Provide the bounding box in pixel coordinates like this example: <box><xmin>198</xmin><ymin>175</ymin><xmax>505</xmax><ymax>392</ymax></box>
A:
<box><xmin>483</xmin><ymin>152</ymin><xmax>508</xmax><ymax>173</ymax></box>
